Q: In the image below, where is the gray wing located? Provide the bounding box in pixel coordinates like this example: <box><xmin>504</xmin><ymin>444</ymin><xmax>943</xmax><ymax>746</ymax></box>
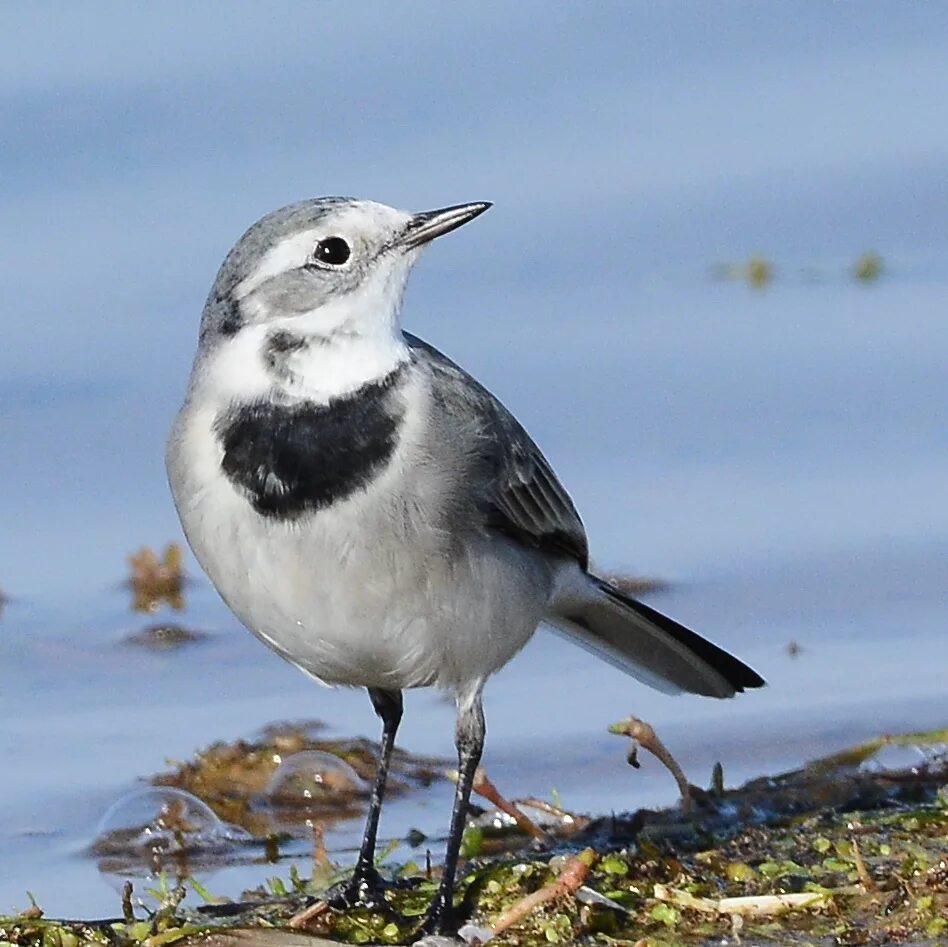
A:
<box><xmin>406</xmin><ymin>333</ymin><xmax>589</xmax><ymax>567</ymax></box>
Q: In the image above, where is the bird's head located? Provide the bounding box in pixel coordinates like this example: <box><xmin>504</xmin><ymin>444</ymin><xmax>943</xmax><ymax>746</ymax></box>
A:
<box><xmin>198</xmin><ymin>198</ymin><xmax>491</xmax><ymax>348</ymax></box>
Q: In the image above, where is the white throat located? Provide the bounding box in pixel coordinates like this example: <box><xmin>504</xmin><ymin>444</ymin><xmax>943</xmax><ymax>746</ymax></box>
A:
<box><xmin>278</xmin><ymin>327</ymin><xmax>410</xmax><ymax>400</ymax></box>
<box><xmin>194</xmin><ymin>321</ymin><xmax>408</xmax><ymax>410</ymax></box>
<box><xmin>194</xmin><ymin>298</ymin><xmax>411</xmax><ymax>410</ymax></box>
<box><xmin>193</xmin><ymin>233</ymin><xmax>419</xmax><ymax>407</ymax></box>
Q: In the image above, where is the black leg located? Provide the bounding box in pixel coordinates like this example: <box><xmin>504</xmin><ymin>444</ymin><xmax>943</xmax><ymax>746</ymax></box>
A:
<box><xmin>419</xmin><ymin>687</ymin><xmax>485</xmax><ymax>936</ymax></box>
<box><xmin>344</xmin><ymin>687</ymin><xmax>403</xmax><ymax>904</ymax></box>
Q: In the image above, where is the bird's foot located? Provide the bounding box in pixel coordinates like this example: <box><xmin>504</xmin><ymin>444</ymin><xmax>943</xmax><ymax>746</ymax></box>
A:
<box><xmin>327</xmin><ymin>864</ymin><xmax>396</xmax><ymax>914</ymax></box>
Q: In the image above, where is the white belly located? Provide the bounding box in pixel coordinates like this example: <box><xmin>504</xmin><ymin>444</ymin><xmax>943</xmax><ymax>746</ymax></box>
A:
<box><xmin>168</xmin><ymin>403</ymin><xmax>552</xmax><ymax>693</ymax></box>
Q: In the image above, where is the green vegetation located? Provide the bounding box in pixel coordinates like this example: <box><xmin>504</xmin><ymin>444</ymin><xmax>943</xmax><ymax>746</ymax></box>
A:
<box><xmin>2</xmin><ymin>729</ymin><xmax>945</xmax><ymax>946</ymax></box>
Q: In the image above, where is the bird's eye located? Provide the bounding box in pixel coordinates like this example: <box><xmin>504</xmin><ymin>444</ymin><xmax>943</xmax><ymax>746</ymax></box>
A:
<box><xmin>313</xmin><ymin>236</ymin><xmax>351</xmax><ymax>266</ymax></box>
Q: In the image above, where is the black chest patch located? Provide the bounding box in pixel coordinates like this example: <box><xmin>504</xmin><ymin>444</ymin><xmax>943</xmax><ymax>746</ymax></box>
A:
<box><xmin>216</xmin><ymin>369</ymin><xmax>406</xmax><ymax>520</ymax></box>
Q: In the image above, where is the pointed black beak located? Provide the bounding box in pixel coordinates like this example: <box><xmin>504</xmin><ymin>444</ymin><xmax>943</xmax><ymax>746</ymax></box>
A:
<box><xmin>398</xmin><ymin>202</ymin><xmax>492</xmax><ymax>250</ymax></box>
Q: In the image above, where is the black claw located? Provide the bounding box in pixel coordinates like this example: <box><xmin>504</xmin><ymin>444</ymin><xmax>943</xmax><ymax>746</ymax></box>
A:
<box><xmin>324</xmin><ymin>881</ymin><xmax>355</xmax><ymax>911</ymax></box>
<box><xmin>327</xmin><ymin>865</ymin><xmax>394</xmax><ymax>913</ymax></box>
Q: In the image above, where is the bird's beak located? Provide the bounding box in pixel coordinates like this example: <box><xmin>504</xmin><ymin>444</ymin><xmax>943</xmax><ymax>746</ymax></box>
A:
<box><xmin>398</xmin><ymin>202</ymin><xmax>492</xmax><ymax>250</ymax></box>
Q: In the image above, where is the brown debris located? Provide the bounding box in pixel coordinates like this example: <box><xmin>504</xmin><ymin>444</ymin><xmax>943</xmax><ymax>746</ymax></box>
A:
<box><xmin>153</xmin><ymin>722</ymin><xmax>445</xmax><ymax>837</ymax></box>
<box><xmin>125</xmin><ymin>623</ymin><xmax>207</xmax><ymax>649</ymax></box>
<box><xmin>128</xmin><ymin>543</ymin><xmax>186</xmax><ymax>612</ymax></box>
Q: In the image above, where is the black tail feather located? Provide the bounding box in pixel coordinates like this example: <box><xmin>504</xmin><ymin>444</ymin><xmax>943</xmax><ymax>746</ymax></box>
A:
<box><xmin>597</xmin><ymin>578</ymin><xmax>765</xmax><ymax>694</ymax></box>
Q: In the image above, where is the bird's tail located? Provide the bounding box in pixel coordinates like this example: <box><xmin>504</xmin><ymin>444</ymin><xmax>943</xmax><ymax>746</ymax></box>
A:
<box><xmin>548</xmin><ymin>572</ymin><xmax>765</xmax><ymax>698</ymax></box>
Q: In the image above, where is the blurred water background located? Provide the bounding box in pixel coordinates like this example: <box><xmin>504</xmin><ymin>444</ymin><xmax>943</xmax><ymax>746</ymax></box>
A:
<box><xmin>1</xmin><ymin>1</ymin><xmax>946</xmax><ymax>917</ymax></box>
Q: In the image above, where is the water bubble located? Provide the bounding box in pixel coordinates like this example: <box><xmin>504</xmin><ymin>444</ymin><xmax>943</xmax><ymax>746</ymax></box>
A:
<box><xmin>265</xmin><ymin>751</ymin><xmax>367</xmax><ymax>810</ymax></box>
<box><xmin>92</xmin><ymin>787</ymin><xmax>250</xmax><ymax>875</ymax></box>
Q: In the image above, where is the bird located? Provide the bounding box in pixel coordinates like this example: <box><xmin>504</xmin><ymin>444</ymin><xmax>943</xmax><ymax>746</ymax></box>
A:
<box><xmin>166</xmin><ymin>197</ymin><xmax>764</xmax><ymax>935</ymax></box>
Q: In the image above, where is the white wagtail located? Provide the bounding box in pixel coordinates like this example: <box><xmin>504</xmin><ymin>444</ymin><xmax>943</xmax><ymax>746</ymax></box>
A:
<box><xmin>166</xmin><ymin>198</ymin><xmax>764</xmax><ymax>934</ymax></box>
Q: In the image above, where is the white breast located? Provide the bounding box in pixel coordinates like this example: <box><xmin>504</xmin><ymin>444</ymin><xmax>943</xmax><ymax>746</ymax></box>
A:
<box><xmin>166</xmin><ymin>365</ymin><xmax>551</xmax><ymax>694</ymax></box>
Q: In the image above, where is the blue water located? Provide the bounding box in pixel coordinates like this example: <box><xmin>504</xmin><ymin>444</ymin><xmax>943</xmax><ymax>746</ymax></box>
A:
<box><xmin>2</xmin><ymin>1</ymin><xmax>946</xmax><ymax>918</ymax></box>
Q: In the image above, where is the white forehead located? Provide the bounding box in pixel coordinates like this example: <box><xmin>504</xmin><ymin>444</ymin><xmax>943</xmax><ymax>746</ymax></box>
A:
<box><xmin>234</xmin><ymin>200</ymin><xmax>412</xmax><ymax>300</ymax></box>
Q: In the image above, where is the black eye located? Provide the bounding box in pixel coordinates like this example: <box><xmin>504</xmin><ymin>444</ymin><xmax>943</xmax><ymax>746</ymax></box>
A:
<box><xmin>313</xmin><ymin>236</ymin><xmax>351</xmax><ymax>266</ymax></box>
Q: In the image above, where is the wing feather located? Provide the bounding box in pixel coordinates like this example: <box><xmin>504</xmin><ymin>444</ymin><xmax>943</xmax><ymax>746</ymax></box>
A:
<box><xmin>406</xmin><ymin>333</ymin><xmax>589</xmax><ymax>567</ymax></box>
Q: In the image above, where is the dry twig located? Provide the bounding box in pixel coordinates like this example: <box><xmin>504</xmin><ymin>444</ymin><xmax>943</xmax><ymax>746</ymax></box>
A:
<box><xmin>653</xmin><ymin>884</ymin><xmax>828</xmax><ymax>917</ymax></box>
<box><xmin>287</xmin><ymin>900</ymin><xmax>330</xmax><ymax>929</ymax></box>
<box><xmin>312</xmin><ymin>821</ymin><xmax>329</xmax><ymax>870</ymax></box>
<box><xmin>608</xmin><ymin>716</ymin><xmax>693</xmax><ymax>814</ymax></box>
<box><xmin>490</xmin><ymin>849</ymin><xmax>597</xmax><ymax>935</ymax></box>
<box><xmin>851</xmin><ymin>836</ymin><xmax>876</xmax><ymax>892</ymax></box>
<box><xmin>448</xmin><ymin>767</ymin><xmax>550</xmax><ymax>843</ymax></box>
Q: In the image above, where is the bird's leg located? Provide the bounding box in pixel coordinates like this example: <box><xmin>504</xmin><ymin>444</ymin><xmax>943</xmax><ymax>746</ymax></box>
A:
<box><xmin>418</xmin><ymin>686</ymin><xmax>485</xmax><ymax>936</ymax></box>
<box><xmin>341</xmin><ymin>687</ymin><xmax>403</xmax><ymax>907</ymax></box>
